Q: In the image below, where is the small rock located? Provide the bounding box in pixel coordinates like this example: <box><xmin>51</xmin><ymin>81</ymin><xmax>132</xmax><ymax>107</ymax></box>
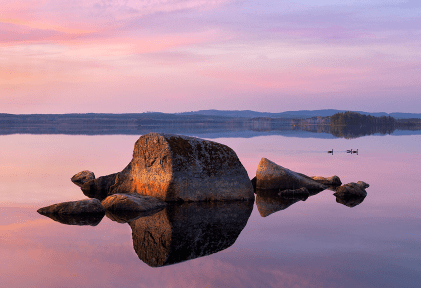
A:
<box><xmin>81</xmin><ymin>173</ymin><xmax>118</xmax><ymax>200</ymax></box>
<box><xmin>311</xmin><ymin>175</ymin><xmax>342</xmax><ymax>186</ymax></box>
<box><xmin>357</xmin><ymin>181</ymin><xmax>369</xmax><ymax>189</ymax></box>
<box><xmin>334</xmin><ymin>182</ymin><xmax>367</xmax><ymax>197</ymax></box>
<box><xmin>37</xmin><ymin>199</ymin><xmax>105</xmax><ymax>215</ymax></box>
<box><xmin>101</xmin><ymin>193</ymin><xmax>167</xmax><ymax>212</ymax></box>
<box><xmin>256</xmin><ymin>158</ymin><xmax>327</xmax><ymax>191</ymax></box>
<box><xmin>71</xmin><ymin>170</ymin><xmax>95</xmax><ymax>187</ymax></box>
<box><xmin>335</xmin><ymin>195</ymin><xmax>366</xmax><ymax>208</ymax></box>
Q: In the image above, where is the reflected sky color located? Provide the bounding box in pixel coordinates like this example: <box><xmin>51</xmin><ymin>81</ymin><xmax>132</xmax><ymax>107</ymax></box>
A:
<box><xmin>1</xmin><ymin>0</ymin><xmax>420</xmax><ymax>113</ymax></box>
<box><xmin>0</xmin><ymin>133</ymin><xmax>420</xmax><ymax>287</ymax></box>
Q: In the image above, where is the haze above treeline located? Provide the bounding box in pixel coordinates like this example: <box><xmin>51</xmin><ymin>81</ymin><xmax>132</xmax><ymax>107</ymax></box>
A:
<box><xmin>2</xmin><ymin>109</ymin><xmax>421</xmax><ymax>119</ymax></box>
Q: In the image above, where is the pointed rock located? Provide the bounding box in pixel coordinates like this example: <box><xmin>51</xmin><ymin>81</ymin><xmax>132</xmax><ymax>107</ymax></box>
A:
<box><xmin>256</xmin><ymin>158</ymin><xmax>327</xmax><ymax>191</ymax></box>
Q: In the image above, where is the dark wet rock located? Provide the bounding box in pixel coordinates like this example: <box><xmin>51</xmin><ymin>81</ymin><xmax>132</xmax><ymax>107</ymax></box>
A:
<box><xmin>101</xmin><ymin>193</ymin><xmax>167</xmax><ymax>212</ymax></box>
<box><xmin>37</xmin><ymin>199</ymin><xmax>105</xmax><ymax>225</ymax></box>
<box><xmin>251</xmin><ymin>176</ymin><xmax>257</xmax><ymax>192</ymax></box>
<box><xmin>85</xmin><ymin>133</ymin><xmax>254</xmax><ymax>202</ymax></box>
<box><xmin>334</xmin><ymin>182</ymin><xmax>367</xmax><ymax>197</ymax></box>
<box><xmin>38</xmin><ymin>213</ymin><xmax>105</xmax><ymax>226</ymax></box>
<box><xmin>255</xmin><ymin>189</ymin><xmax>300</xmax><ymax>217</ymax></box>
<box><xmin>71</xmin><ymin>170</ymin><xmax>95</xmax><ymax>187</ymax></box>
<box><xmin>278</xmin><ymin>187</ymin><xmax>310</xmax><ymax>201</ymax></box>
<box><xmin>105</xmin><ymin>208</ymin><xmax>164</xmax><ymax>224</ymax></box>
<box><xmin>129</xmin><ymin>201</ymin><xmax>253</xmax><ymax>267</ymax></box>
<box><xmin>311</xmin><ymin>175</ymin><xmax>342</xmax><ymax>187</ymax></box>
<box><xmin>37</xmin><ymin>199</ymin><xmax>105</xmax><ymax>215</ymax></box>
<box><xmin>357</xmin><ymin>181</ymin><xmax>369</xmax><ymax>189</ymax></box>
<box><xmin>335</xmin><ymin>195</ymin><xmax>366</xmax><ymax>208</ymax></box>
<box><xmin>81</xmin><ymin>173</ymin><xmax>118</xmax><ymax>200</ymax></box>
<box><xmin>256</xmin><ymin>158</ymin><xmax>327</xmax><ymax>191</ymax></box>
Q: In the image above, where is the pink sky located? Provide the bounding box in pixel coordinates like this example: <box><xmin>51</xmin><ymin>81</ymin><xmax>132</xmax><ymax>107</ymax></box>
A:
<box><xmin>1</xmin><ymin>0</ymin><xmax>420</xmax><ymax>113</ymax></box>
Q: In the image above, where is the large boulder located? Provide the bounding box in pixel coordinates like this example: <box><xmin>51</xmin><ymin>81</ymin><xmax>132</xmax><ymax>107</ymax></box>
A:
<box><xmin>256</xmin><ymin>158</ymin><xmax>327</xmax><ymax>191</ymax></box>
<box><xmin>37</xmin><ymin>199</ymin><xmax>105</xmax><ymax>215</ymax></box>
<box><xmin>71</xmin><ymin>170</ymin><xmax>95</xmax><ymax>187</ymax></box>
<box><xmin>101</xmin><ymin>193</ymin><xmax>167</xmax><ymax>213</ymax></box>
<box><xmin>311</xmin><ymin>175</ymin><xmax>342</xmax><ymax>187</ymax></box>
<box><xmin>334</xmin><ymin>182</ymin><xmax>368</xmax><ymax>197</ymax></box>
<box><xmin>83</xmin><ymin>133</ymin><xmax>254</xmax><ymax>202</ymax></box>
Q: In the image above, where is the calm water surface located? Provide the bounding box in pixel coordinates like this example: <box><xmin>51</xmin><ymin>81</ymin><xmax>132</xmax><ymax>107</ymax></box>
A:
<box><xmin>1</xmin><ymin>132</ymin><xmax>420</xmax><ymax>287</ymax></box>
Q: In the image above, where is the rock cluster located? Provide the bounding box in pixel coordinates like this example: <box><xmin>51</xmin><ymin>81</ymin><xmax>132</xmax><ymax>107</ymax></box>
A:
<box><xmin>81</xmin><ymin>133</ymin><xmax>254</xmax><ymax>202</ymax></box>
<box><xmin>255</xmin><ymin>158</ymin><xmax>327</xmax><ymax>191</ymax></box>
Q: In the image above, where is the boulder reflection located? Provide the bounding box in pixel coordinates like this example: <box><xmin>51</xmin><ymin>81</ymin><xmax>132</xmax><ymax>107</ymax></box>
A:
<box><xmin>255</xmin><ymin>189</ymin><xmax>323</xmax><ymax>217</ymax></box>
<box><xmin>129</xmin><ymin>201</ymin><xmax>253</xmax><ymax>267</ymax></box>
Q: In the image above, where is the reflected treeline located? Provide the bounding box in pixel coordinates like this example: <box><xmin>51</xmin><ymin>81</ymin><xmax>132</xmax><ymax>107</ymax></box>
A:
<box><xmin>1</xmin><ymin>113</ymin><xmax>420</xmax><ymax>138</ymax></box>
<box><xmin>129</xmin><ymin>201</ymin><xmax>253</xmax><ymax>267</ymax></box>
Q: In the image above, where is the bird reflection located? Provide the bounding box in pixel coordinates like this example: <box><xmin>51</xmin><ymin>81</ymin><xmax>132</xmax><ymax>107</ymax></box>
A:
<box><xmin>129</xmin><ymin>201</ymin><xmax>253</xmax><ymax>267</ymax></box>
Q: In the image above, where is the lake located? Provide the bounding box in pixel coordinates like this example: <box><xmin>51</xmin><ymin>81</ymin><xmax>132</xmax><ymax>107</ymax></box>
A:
<box><xmin>1</xmin><ymin>130</ymin><xmax>420</xmax><ymax>287</ymax></box>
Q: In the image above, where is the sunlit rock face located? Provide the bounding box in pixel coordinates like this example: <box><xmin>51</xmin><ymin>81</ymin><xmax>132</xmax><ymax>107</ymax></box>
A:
<box><xmin>129</xmin><ymin>201</ymin><xmax>254</xmax><ymax>267</ymax></box>
<box><xmin>256</xmin><ymin>158</ymin><xmax>326</xmax><ymax>191</ymax></box>
<box><xmin>37</xmin><ymin>199</ymin><xmax>105</xmax><ymax>226</ymax></box>
<box><xmin>83</xmin><ymin>133</ymin><xmax>254</xmax><ymax>202</ymax></box>
<box><xmin>102</xmin><ymin>194</ymin><xmax>167</xmax><ymax>213</ymax></box>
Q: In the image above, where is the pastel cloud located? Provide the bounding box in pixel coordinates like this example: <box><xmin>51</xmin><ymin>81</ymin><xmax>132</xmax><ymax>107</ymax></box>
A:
<box><xmin>1</xmin><ymin>0</ymin><xmax>420</xmax><ymax>113</ymax></box>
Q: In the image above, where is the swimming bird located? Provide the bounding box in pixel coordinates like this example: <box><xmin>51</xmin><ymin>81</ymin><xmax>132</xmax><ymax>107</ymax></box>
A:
<box><xmin>328</xmin><ymin>149</ymin><xmax>333</xmax><ymax>154</ymax></box>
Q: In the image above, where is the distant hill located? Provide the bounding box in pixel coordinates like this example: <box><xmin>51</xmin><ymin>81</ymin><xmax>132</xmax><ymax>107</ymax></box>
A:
<box><xmin>178</xmin><ymin>109</ymin><xmax>421</xmax><ymax>119</ymax></box>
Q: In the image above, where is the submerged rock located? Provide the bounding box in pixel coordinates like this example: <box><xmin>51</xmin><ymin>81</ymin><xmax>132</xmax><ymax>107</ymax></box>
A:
<box><xmin>334</xmin><ymin>182</ymin><xmax>368</xmax><ymax>197</ymax></box>
<box><xmin>37</xmin><ymin>199</ymin><xmax>105</xmax><ymax>215</ymax></box>
<box><xmin>129</xmin><ymin>201</ymin><xmax>253</xmax><ymax>267</ymax></box>
<box><xmin>71</xmin><ymin>170</ymin><xmax>95</xmax><ymax>187</ymax></box>
<box><xmin>256</xmin><ymin>158</ymin><xmax>326</xmax><ymax>191</ymax></box>
<box><xmin>83</xmin><ymin>133</ymin><xmax>254</xmax><ymax>202</ymax></box>
<box><xmin>278</xmin><ymin>187</ymin><xmax>310</xmax><ymax>200</ymax></box>
<box><xmin>101</xmin><ymin>193</ymin><xmax>167</xmax><ymax>212</ymax></box>
<box><xmin>311</xmin><ymin>175</ymin><xmax>342</xmax><ymax>187</ymax></box>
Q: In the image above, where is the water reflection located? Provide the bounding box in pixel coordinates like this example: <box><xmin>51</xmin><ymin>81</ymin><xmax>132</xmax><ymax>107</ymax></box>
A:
<box><xmin>39</xmin><ymin>212</ymin><xmax>105</xmax><ymax>226</ymax></box>
<box><xmin>129</xmin><ymin>201</ymin><xmax>254</xmax><ymax>267</ymax></box>
<box><xmin>255</xmin><ymin>189</ymin><xmax>323</xmax><ymax>217</ymax></box>
<box><xmin>335</xmin><ymin>195</ymin><xmax>366</xmax><ymax>208</ymax></box>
